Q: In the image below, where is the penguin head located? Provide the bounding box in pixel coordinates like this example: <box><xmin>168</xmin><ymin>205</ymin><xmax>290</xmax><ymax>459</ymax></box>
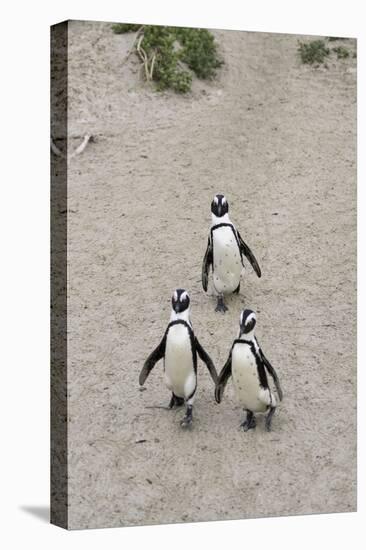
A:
<box><xmin>172</xmin><ymin>289</ymin><xmax>190</xmax><ymax>314</ymax></box>
<box><xmin>239</xmin><ymin>309</ymin><xmax>257</xmax><ymax>336</ymax></box>
<box><xmin>211</xmin><ymin>194</ymin><xmax>229</xmax><ymax>218</ymax></box>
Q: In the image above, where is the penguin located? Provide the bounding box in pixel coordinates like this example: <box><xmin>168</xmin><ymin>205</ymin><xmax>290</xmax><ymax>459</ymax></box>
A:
<box><xmin>215</xmin><ymin>309</ymin><xmax>283</xmax><ymax>431</ymax></box>
<box><xmin>202</xmin><ymin>194</ymin><xmax>261</xmax><ymax>312</ymax></box>
<box><xmin>139</xmin><ymin>289</ymin><xmax>218</xmax><ymax>427</ymax></box>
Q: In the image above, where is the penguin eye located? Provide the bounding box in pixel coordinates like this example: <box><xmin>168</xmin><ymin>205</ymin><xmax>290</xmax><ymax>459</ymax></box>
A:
<box><xmin>245</xmin><ymin>316</ymin><xmax>256</xmax><ymax>332</ymax></box>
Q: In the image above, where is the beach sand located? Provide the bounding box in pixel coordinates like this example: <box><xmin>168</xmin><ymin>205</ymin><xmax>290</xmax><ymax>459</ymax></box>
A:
<box><xmin>59</xmin><ymin>21</ymin><xmax>356</xmax><ymax>529</ymax></box>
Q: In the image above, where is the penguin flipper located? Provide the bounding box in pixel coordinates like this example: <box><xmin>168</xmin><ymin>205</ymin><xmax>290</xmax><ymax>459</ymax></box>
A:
<box><xmin>259</xmin><ymin>348</ymin><xmax>283</xmax><ymax>401</ymax></box>
<box><xmin>139</xmin><ymin>336</ymin><xmax>166</xmax><ymax>386</ymax></box>
<box><xmin>202</xmin><ymin>236</ymin><xmax>213</xmax><ymax>292</ymax></box>
<box><xmin>195</xmin><ymin>337</ymin><xmax>218</xmax><ymax>384</ymax></box>
<box><xmin>215</xmin><ymin>351</ymin><xmax>232</xmax><ymax>403</ymax></box>
<box><xmin>237</xmin><ymin>230</ymin><xmax>262</xmax><ymax>278</ymax></box>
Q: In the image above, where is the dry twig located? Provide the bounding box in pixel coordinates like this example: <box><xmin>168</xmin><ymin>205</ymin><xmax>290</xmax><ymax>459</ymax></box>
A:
<box><xmin>120</xmin><ymin>26</ymin><xmax>144</xmax><ymax>67</ymax></box>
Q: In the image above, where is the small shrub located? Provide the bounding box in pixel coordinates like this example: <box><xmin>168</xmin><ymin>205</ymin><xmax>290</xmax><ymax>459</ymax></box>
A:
<box><xmin>112</xmin><ymin>24</ymin><xmax>223</xmax><ymax>93</ymax></box>
<box><xmin>298</xmin><ymin>40</ymin><xmax>330</xmax><ymax>65</ymax></box>
<box><xmin>332</xmin><ymin>46</ymin><xmax>350</xmax><ymax>59</ymax></box>
<box><xmin>111</xmin><ymin>23</ymin><xmax>141</xmax><ymax>34</ymax></box>
<box><xmin>176</xmin><ymin>28</ymin><xmax>223</xmax><ymax>79</ymax></box>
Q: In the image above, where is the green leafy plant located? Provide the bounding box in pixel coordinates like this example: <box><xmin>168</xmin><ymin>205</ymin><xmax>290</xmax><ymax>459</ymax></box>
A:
<box><xmin>332</xmin><ymin>46</ymin><xmax>350</xmax><ymax>59</ymax></box>
<box><xmin>112</xmin><ymin>23</ymin><xmax>141</xmax><ymax>33</ymax></box>
<box><xmin>112</xmin><ymin>24</ymin><xmax>223</xmax><ymax>93</ymax></box>
<box><xmin>298</xmin><ymin>40</ymin><xmax>330</xmax><ymax>65</ymax></box>
<box><xmin>176</xmin><ymin>28</ymin><xmax>222</xmax><ymax>79</ymax></box>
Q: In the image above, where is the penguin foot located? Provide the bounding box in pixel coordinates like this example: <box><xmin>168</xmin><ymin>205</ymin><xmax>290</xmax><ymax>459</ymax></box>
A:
<box><xmin>180</xmin><ymin>405</ymin><xmax>193</xmax><ymax>428</ymax></box>
<box><xmin>241</xmin><ymin>411</ymin><xmax>256</xmax><ymax>431</ymax></box>
<box><xmin>241</xmin><ymin>419</ymin><xmax>256</xmax><ymax>431</ymax></box>
<box><xmin>168</xmin><ymin>394</ymin><xmax>185</xmax><ymax>409</ymax></box>
<box><xmin>180</xmin><ymin>416</ymin><xmax>193</xmax><ymax>428</ymax></box>
<box><xmin>265</xmin><ymin>406</ymin><xmax>276</xmax><ymax>432</ymax></box>
<box><xmin>215</xmin><ymin>296</ymin><xmax>228</xmax><ymax>313</ymax></box>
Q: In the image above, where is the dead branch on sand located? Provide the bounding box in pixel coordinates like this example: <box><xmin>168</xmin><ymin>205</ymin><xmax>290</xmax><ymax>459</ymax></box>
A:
<box><xmin>50</xmin><ymin>134</ymin><xmax>93</xmax><ymax>161</ymax></box>
<box><xmin>120</xmin><ymin>26</ymin><xmax>144</xmax><ymax>68</ymax></box>
<box><xmin>135</xmin><ymin>32</ymin><xmax>158</xmax><ymax>82</ymax></box>
<box><xmin>137</xmin><ymin>35</ymin><xmax>152</xmax><ymax>82</ymax></box>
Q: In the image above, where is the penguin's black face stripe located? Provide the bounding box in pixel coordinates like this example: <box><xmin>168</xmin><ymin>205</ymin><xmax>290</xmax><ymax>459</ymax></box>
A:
<box><xmin>211</xmin><ymin>194</ymin><xmax>229</xmax><ymax>218</ymax></box>
<box><xmin>240</xmin><ymin>309</ymin><xmax>257</xmax><ymax>334</ymax></box>
<box><xmin>243</xmin><ymin>318</ymin><xmax>256</xmax><ymax>334</ymax></box>
<box><xmin>172</xmin><ymin>288</ymin><xmax>190</xmax><ymax>313</ymax></box>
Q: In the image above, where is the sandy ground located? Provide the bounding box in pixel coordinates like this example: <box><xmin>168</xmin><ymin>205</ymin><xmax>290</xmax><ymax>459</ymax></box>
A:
<box><xmin>61</xmin><ymin>21</ymin><xmax>356</xmax><ymax>529</ymax></box>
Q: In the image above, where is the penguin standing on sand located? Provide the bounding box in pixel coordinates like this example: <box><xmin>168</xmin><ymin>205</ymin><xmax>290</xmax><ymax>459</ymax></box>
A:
<box><xmin>215</xmin><ymin>309</ymin><xmax>283</xmax><ymax>431</ymax></box>
<box><xmin>139</xmin><ymin>289</ymin><xmax>217</xmax><ymax>427</ymax></box>
<box><xmin>202</xmin><ymin>194</ymin><xmax>261</xmax><ymax>312</ymax></box>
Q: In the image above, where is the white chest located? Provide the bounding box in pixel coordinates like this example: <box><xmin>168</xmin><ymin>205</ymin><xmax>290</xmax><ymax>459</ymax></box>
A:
<box><xmin>231</xmin><ymin>344</ymin><xmax>267</xmax><ymax>412</ymax></box>
<box><xmin>212</xmin><ymin>226</ymin><xmax>242</xmax><ymax>293</ymax></box>
<box><xmin>164</xmin><ymin>324</ymin><xmax>195</xmax><ymax>397</ymax></box>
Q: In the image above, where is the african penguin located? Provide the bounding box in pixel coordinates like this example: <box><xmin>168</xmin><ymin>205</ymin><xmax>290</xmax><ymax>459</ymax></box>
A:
<box><xmin>215</xmin><ymin>309</ymin><xmax>283</xmax><ymax>431</ymax></box>
<box><xmin>139</xmin><ymin>289</ymin><xmax>218</xmax><ymax>427</ymax></box>
<box><xmin>202</xmin><ymin>194</ymin><xmax>261</xmax><ymax>312</ymax></box>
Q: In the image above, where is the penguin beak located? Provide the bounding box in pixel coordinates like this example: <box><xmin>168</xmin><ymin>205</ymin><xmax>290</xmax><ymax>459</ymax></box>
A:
<box><xmin>174</xmin><ymin>304</ymin><xmax>180</xmax><ymax>313</ymax></box>
<box><xmin>217</xmin><ymin>205</ymin><xmax>222</xmax><ymax>217</ymax></box>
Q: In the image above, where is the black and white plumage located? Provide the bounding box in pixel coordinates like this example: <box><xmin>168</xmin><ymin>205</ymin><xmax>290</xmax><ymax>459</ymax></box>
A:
<box><xmin>202</xmin><ymin>194</ymin><xmax>261</xmax><ymax>312</ymax></box>
<box><xmin>139</xmin><ymin>289</ymin><xmax>217</xmax><ymax>427</ymax></box>
<box><xmin>215</xmin><ymin>309</ymin><xmax>283</xmax><ymax>431</ymax></box>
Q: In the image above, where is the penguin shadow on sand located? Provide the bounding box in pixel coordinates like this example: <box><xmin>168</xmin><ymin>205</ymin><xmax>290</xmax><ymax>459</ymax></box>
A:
<box><xmin>139</xmin><ymin>194</ymin><xmax>283</xmax><ymax>432</ymax></box>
